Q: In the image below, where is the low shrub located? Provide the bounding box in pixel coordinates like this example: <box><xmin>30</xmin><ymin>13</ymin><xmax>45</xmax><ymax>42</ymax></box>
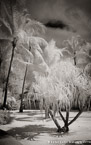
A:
<box><xmin>0</xmin><ymin>110</ymin><xmax>10</xmax><ymax>125</ymax></box>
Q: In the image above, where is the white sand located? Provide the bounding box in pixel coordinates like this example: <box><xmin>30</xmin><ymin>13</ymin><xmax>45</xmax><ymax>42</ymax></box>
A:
<box><xmin>0</xmin><ymin>110</ymin><xmax>91</xmax><ymax>145</ymax></box>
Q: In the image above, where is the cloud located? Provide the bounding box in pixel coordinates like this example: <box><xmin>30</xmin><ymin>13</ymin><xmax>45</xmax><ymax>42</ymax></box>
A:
<box><xmin>44</xmin><ymin>20</ymin><xmax>76</xmax><ymax>33</ymax></box>
<box><xmin>45</xmin><ymin>20</ymin><xmax>68</xmax><ymax>29</ymax></box>
<box><xmin>26</xmin><ymin>0</ymin><xmax>91</xmax><ymax>43</ymax></box>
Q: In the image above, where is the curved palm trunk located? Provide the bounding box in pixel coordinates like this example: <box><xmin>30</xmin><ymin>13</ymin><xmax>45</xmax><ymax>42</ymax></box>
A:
<box><xmin>19</xmin><ymin>64</ymin><xmax>28</xmax><ymax>112</ymax></box>
<box><xmin>3</xmin><ymin>38</ymin><xmax>17</xmax><ymax>109</ymax></box>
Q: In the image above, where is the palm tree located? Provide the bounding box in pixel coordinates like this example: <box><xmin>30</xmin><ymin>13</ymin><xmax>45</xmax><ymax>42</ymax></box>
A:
<box><xmin>62</xmin><ymin>35</ymin><xmax>87</xmax><ymax>66</ymax></box>
<box><xmin>0</xmin><ymin>0</ymin><xmax>46</xmax><ymax>109</ymax></box>
<box><xmin>18</xmin><ymin>23</ymin><xmax>47</xmax><ymax>112</ymax></box>
<box><xmin>0</xmin><ymin>0</ymin><xmax>25</xmax><ymax>109</ymax></box>
<box><xmin>2</xmin><ymin>38</ymin><xmax>17</xmax><ymax>108</ymax></box>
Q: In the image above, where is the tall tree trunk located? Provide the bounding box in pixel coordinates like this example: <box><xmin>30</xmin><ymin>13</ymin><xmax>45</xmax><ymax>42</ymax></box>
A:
<box><xmin>3</xmin><ymin>38</ymin><xmax>17</xmax><ymax>109</ymax></box>
<box><xmin>19</xmin><ymin>64</ymin><xmax>28</xmax><ymax>112</ymax></box>
<box><xmin>74</xmin><ymin>51</ymin><xmax>76</xmax><ymax>66</ymax></box>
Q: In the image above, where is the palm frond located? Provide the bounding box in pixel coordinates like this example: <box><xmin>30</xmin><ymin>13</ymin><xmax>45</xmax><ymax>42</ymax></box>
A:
<box><xmin>15</xmin><ymin>44</ymin><xmax>34</xmax><ymax>63</ymax></box>
<box><xmin>0</xmin><ymin>0</ymin><xmax>26</xmax><ymax>40</ymax></box>
<box><xmin>0</xmin><ymin>18</ymin><xmax>12</xmax><ymax>35</ymax></box>
<box><xmin>21</xmin><ymin>17</ymin><xmax>46</xmax><ymax>36</ymax></box>
<box><xmin>43</xmin><ymin>39</ymin><xmax>63</xmax><ymax>66</ymax></box>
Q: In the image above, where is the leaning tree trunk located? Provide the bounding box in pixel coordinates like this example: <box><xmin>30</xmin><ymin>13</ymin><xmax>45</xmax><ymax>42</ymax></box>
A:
<box><xmin>68</xmin><ymin>109</ymin><xmax>83</xmax><ymax>126</ymax></box>
<box><xmin>19</xmin><ymin>64</ymin><xmax>28</xmax><ymax>112</ymax></box>
<box><xmin>3</xmin><ymin>38</ymin><xmax>17</xmax><ymax>109</ymax></box>
<box><xmin>48</xmin><ymin>109</ymin><xmax>62</xmax><ymax>132</ymax></box>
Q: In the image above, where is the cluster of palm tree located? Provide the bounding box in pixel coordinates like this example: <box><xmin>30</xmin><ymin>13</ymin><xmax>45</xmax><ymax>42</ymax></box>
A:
<box><xmin>0</xmin><ymin>0</ymin><xmax>47</xmax><ymax>110</ymax></box>
<box><xmin>0</xmin><ymin>0</ymin><xmax>91</xmax><ymax>133</ymax></box>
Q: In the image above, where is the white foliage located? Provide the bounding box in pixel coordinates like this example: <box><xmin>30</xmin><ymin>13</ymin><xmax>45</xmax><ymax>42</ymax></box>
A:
<box><xmin>32</xmin><ymin>60</ymin><xmax>91</xmax><ymax>110</ymax></box>
<box><xmin>43</xmin><ymin>39</ymin><xmax>63</xmax><ymax>66</ymax></box>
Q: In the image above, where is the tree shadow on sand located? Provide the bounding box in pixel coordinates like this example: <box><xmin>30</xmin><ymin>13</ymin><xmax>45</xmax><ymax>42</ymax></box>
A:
<box><xmin>7</xmin><ymin>125</ymin><xmax>91</xmax><ymax>145</ymax></box>
<box><xmin>6</xmin><ymin>111</ymin><xmax>91</xmax><ymax>144</ymax></box>
<box><xmin>7</xmin><ymin>125</ymin><xmax>57</xmax><ymax>141</ymax></box>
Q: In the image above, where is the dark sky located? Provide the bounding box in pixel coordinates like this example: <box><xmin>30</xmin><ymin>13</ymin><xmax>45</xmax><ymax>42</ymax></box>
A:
<box><xmin>26</xmin><ymin>0</ymin><xmax>91</xmax><ymax>46</ymax></box>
